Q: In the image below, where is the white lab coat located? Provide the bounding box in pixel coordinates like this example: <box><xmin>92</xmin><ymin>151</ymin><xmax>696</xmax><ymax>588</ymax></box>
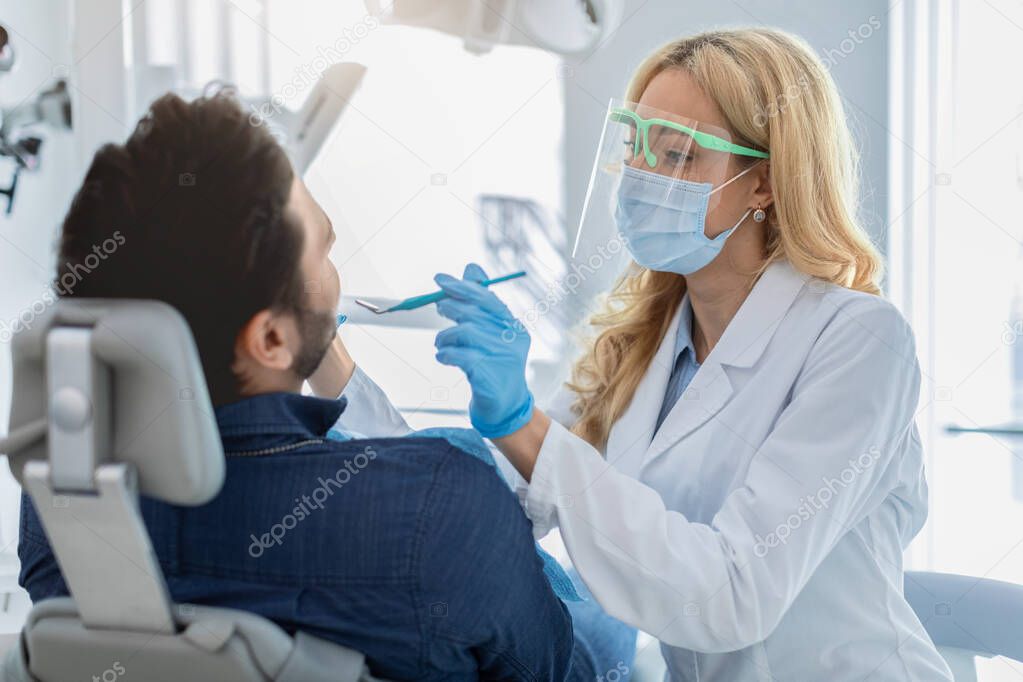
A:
<box><xmin>339</xmin><ymin>259</ymin><xmax>953</xmax><ymax>681</ymax></box>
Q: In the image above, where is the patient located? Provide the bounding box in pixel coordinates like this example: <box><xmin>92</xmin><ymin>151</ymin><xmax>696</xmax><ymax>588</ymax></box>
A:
<box><xmin>17</xmin><ymin>90</ymin><xmax>628</xmax><ymax>680</ymax></box>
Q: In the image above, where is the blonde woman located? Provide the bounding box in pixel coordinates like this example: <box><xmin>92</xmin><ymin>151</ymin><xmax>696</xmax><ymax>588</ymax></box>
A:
<box><xmin>428</xmin><ymin>28</ymin><xmax>953</xmax><ymax>680</ymax></box>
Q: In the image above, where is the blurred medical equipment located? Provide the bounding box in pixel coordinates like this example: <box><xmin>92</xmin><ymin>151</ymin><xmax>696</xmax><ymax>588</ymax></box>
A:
<box><xmin>0</xmin><ymin>299</ymin><xmax>383</xmax><ymax>681</ymax></box>
<box><xmin>478</xmin><ymin>195</ymin><xmax>564</xmax><ymax>263</ymax></box>
<box><xmin>1009</xmin><ymin>252</ymin><xmax>1023</xmax><ymax>498</ymax></box>
<box><xmin>474</xmin><ymin>194</ymin><xmax>585</xmax><ymax>375</ymax></box>
<box><xmin>0</xmin><ymin>24</ymin><xmax>12</xmax><ymax>72</ymax></box>
<box><xmin>946</xmin><ymin>247</ymin><xmax>1023</xmax><ymax>499</ymax></box>
<box><xmin>0</xmin><ymin>24</ymin><xmax>73</xmax><ymax>214</ymax></box>
<box><xmin>258</xmin><ymin>62</ymin><xmax>366</xmax><ymax>176</ymax></box>
<box><xmin>355</xmin><ymin>270</ymin><xmax>526</xmax><ymax>314</ymax></box>
<box><xmin>364</xmin><ymin>0</ymin><xmax>623</xmax><ymax>55</ymax></box>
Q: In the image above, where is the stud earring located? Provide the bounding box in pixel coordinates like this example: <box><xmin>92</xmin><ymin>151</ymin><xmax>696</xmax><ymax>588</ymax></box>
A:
<box><xmin>753</xmin><ymin>205</ymin><xmax>767</xmax><ymax>223</ymax></box>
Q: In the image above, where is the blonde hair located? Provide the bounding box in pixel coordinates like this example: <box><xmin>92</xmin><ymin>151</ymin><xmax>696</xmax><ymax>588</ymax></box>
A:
<box><xmin>568</xmin><ymin>27</ymin><xmax>883</xmax><ymax>450</ymax></box>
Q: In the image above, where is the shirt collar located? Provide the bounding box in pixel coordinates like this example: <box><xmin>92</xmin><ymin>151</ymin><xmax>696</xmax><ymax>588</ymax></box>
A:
<box><xmin>214</xmin><ymin>392</ymin><xmax>348</xmax><ymax>439</ymax></box>
<box><xmin>674</xmin><ymin>294</ymin><xmax>697</xmax><ymax>363</ymax></box>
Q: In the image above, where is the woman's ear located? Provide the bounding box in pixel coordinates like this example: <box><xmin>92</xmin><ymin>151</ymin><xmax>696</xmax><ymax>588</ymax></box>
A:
<box><xmin>235</xmin><ymin>309</ymin><xmax>296</xmax><ymax>372</ymax></box>
<box><xmin>751</xmin><ymin>162</ymin><xmax>773</xmax><ymax>210</ymax></box>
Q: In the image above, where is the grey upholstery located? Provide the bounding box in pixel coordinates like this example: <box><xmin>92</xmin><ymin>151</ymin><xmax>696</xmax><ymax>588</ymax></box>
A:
<box><xmin>2</xmin><ymin>299</ymin><xmax>384</xmax><ymax>681</ymax></box>
<box><xmin>6</xmin><ymin>298</ymin><xmax>223</xmax><ymax>505</ymax></box>
<box><xmin>905</xmin><ymin>570</ymin><xmax>1023</xmax><ymax>680</ymax></box>
<box><xmin>3</xmin><ymin>598</ymin><xmax>379</xmax><ymax>682</ymax></box>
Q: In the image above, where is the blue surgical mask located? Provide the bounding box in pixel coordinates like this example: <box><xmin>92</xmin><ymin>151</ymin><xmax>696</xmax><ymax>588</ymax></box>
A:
<box><xmin>614</xmin><ymin>164</ymin><xmax>756</xmax><ymax>275</ymax></box>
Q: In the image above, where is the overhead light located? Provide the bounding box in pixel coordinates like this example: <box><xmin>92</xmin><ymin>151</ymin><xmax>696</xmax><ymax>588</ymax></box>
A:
<box><xmin>364</xmin><ymin>0</ymin><xmax>623</xmax><ymax>56</ymax></box>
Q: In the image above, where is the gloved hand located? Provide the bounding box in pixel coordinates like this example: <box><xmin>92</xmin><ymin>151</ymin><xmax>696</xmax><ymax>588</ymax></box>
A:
<box><xmin>434</xmin><ymin>263</ymin><xmax>534</xmax><ymax>439</ymax></box>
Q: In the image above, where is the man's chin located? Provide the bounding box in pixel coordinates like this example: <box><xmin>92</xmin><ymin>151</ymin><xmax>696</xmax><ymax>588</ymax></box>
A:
<box><xmin>293</xmin><ymin>309</ymin><xmax>336</xmax><ymax>379</ymax></box>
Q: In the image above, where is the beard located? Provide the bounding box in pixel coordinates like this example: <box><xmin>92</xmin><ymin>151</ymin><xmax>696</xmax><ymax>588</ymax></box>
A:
<box><xmin>291</xmin><ymin>306</ymin><xmax>336</xmax><ymax>379</ymax></box>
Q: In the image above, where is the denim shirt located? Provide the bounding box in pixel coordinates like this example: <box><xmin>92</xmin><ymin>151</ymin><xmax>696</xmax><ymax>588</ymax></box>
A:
<box><xmin>18</xmin><ymin>392</ymin><xmax>573</xmax><ymax>681</ymax></box>
<box><xmin>655</xmin><ymin>295</ymin><xmax>701</xmax><ymax>433</ymax></box>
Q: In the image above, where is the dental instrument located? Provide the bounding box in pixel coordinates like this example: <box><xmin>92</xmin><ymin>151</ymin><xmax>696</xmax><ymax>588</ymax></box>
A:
<box><xmin>355</xmin><ymin>271</ymin><xmax>526</xmax><ymax>315</ymax></box>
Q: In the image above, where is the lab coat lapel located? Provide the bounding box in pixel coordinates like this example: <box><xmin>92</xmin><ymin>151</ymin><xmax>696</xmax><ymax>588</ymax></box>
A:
<box><xmin>603</xmin><ymin>302</ymin><xmax>684</xmax><ymax>477</ymax></box>
<box><xmin>644</xmin><ymin>357</ymin><xmax>734</xmax><ymax>463</ymax></box>
<box><xmin>644</xmin><ymin>260</ymin><xmax>810</xmax><ymax>463</ymax></box>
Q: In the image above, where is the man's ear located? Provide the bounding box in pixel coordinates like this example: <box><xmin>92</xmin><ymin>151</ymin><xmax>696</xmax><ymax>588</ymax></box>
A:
<box><xmin>235</xmin><ymin>309</ymin><xmax>296</xmax><ymax>372</ymax></box>
<box><xmin>751</xmin><ymin>162</ymin><xmax>773</xmax><ymax>211</ymax></box>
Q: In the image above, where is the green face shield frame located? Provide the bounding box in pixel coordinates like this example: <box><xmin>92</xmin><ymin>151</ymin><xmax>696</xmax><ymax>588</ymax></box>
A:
<box><xmin>609</xmin><ymin>106</ymin><xmax>770</xmax><ymax>170</ymax></box>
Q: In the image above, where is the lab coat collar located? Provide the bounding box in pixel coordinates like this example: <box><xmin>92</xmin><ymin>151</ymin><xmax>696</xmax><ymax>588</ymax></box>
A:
<box><xmin>602</xmin><ymin>297</ymin><xmax>686</xmax><ymax>473</ymax></box>
<box><xmin>709</xmin><ymin>258</ymin><xmax>810</xmax><ymax>369</ymax></box>
<box><xmin>642</xmin><ymin>259</ymin><xmax>809</xmax><ymax>462</ymax></box>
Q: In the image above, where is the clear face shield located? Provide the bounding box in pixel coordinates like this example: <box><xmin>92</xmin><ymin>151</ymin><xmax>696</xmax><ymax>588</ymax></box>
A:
<box><xmin>572</xmin><ymin>99</ymin><xmax>769</xmax><ymax>271</ymax></box>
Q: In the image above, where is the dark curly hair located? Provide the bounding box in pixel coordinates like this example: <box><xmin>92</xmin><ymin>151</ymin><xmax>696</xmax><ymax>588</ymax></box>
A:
<box><xmin>55</xmin><ymin>88</ymin><xmax>305</xmax><ymax>405</ymax></box>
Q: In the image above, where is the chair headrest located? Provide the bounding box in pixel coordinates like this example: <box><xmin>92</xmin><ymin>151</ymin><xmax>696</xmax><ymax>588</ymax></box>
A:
<box><xmin>6</xmin><ymin>298</ymin><xmax>224</xmax><ymax>505</ymax></box>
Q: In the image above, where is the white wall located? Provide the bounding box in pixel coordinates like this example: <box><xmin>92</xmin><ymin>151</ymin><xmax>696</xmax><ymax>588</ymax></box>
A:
<box><xmin>560</xmin><ymin>0</ymin><xmax>891</xmax><ymax>303</ymax></box>
<box><xmin>0</xmin><ymin>0</ymin><xmax>79</xmax><ymax>631</ymax></box>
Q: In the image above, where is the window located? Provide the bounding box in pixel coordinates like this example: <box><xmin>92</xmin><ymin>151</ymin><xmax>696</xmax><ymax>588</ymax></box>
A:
<box><xmin>892</xmin><ymin>2</ymin><xmax>1023</xmax><ymax>676</ymax></box>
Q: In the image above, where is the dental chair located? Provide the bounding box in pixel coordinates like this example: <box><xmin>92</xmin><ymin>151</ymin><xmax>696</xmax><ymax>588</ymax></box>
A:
<box><xmin>905</xmin><ymin>570</ymin><xmax>1023</xmax><ymax>681</ymax></box>
<box><xmin>0</xmin><ymin>299</ymin><xmax>383</xmax><ymax>681</ymax></box>
<box><xmin>626</xmin><ymin>571</ymin><xmax>1023</xmax><ymax>682</ymax></box>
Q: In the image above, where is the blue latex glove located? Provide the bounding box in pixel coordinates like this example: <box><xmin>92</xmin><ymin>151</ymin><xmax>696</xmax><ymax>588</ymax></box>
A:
<box><xmin>434</xmin><ymin>264</ymin><xmax>534</xmax><ymax>439</ymax></box>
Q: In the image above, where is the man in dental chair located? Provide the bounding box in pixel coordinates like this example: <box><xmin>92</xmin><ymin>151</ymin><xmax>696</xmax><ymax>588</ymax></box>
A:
<box><xmin>16</xmin><ymin>89</ymin><xmax>633</xmax><ymax>681</ymax></box>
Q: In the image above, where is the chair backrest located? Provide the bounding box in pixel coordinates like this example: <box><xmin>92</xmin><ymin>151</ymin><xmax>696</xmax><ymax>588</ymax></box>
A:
<box><xmin>2</xmin><ymin>298</ymin><xmax>382</xmax><ymax>681</ymax></box>
<box><xmin>6</xmin><ymin>298</ymin><xmax>224</xmax><ymax>504</ymax></box>
<box><xmin>905</xmin><ymin>570</ymin><xmax>1023</xmax><ymax>681</ymax></box>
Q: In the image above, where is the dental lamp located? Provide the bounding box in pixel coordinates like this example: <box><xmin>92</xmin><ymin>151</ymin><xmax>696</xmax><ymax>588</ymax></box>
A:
<box><xmin>0</xmin><ymin>24</ymin><xmax>73</xmax><ymax>214</ymax></box>
<box><xmin>252</xmin><ymin>62</ymin><xmax>367</xmax><ymax>176</ymax></box>
<box><xmin>364</xmin><ymin>0</ymin><xmax>623</xmax><ymax>56</ymax></box>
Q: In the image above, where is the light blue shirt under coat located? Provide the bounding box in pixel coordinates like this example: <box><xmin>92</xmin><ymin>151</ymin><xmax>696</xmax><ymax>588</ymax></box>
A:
<box><xmin>655</xmin><ymin>295</ymin><xmax>701</xmax><ymax>433</ymax></box>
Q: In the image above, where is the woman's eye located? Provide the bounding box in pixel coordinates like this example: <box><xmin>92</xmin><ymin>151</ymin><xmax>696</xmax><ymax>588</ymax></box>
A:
<box><xmin>665</xmin><ymin>150</ymin><xmax>693</xmax><ymax>166</ymax></box>
<box><xmin>622</xmin><ymin>139</ymin><xmax>645</xmax><ymax>161</ymax></box>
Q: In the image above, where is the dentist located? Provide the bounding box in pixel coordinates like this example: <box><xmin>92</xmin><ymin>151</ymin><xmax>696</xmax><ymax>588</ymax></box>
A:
<box><xmin>427</xmin><ymin>28</ymin><xmax>953</xmax><ymax>681</ymax></box>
